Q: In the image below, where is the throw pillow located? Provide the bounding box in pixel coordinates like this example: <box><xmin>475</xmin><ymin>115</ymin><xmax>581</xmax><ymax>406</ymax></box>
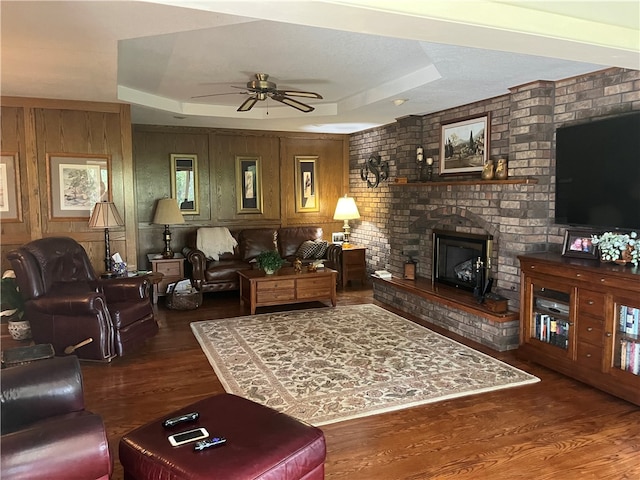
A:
<box><xmin>295</xmin><ymin>240</ymin><xmax>320</xmax><ymax>259</ymax></box>
<box><xmin>313</xmin><ymin>240</ymin><xmax>329</xmax><ymax>259</ymax></box>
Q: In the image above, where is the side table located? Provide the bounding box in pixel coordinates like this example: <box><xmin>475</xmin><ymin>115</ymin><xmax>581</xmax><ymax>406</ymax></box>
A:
<box><xmin>147</xmin><ymin>253</ymin><xmax>185</xmax><ymax>301</ymax></box>
<box><xmin>339</xmin><ymin>246</ymin><xmax>367</xmax><ymax>288</ymax></box>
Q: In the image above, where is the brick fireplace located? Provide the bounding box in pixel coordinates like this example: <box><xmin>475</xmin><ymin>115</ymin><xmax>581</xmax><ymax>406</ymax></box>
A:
<box><xmin>372</xmin><ymin>196</ymin><xmax>527</xmax><ymax>351</ymax></box>
<box><xmin>346</xmin><ymin>68</ymin><xmax>639</xmax><ymax>351</ymax></box>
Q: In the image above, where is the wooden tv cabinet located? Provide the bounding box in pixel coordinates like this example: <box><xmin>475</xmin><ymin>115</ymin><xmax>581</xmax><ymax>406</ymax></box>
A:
<box><xmin>518</xmin><ymin>253</ymin><xmax>640</xmax><ymax>406</ymax></box>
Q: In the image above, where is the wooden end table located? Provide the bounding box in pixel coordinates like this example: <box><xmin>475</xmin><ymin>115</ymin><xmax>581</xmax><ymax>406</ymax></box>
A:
<box><xmin>339</xmin><ymin>245</ymin><xmax>367</xmax><ymax>288</ymax></box>
<box><xmin>147</xmin><ymin>253</ymin><xmax>185</xmax><ymax>300</ymax></box>
<box><xmin>238</xmin><ymin>267</ymin><xmax>337</xmax><ymax>315</ymax></box>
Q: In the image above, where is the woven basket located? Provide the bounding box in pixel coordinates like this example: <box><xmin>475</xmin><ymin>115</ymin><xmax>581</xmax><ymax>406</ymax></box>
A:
<box><xmin>166</xmin><ymin>283</ymin><xmax>203</xmax><ymax>310</ymax></box>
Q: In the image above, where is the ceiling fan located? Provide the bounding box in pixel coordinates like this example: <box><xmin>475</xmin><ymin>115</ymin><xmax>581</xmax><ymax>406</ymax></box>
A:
<box><xmin>192</xmin><ymin>73</ymin><xmax>323</xmax><ymax>113</ymax></box>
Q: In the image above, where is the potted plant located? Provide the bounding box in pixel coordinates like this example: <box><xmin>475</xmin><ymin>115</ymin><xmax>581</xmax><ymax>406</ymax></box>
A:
<box><xmin>256</xmin><ymin>250</ymin><xmax>285</xmax><ymax>275</ymax></box>
<box><xmin>591</xmin><ymin>231</ymin><xmax>638</xmax><ymax>267</ymax></box>
<box><xmin>1</xmin><ymin>270</ymin><xmax>31</xmax><ymax>340</ymax></box>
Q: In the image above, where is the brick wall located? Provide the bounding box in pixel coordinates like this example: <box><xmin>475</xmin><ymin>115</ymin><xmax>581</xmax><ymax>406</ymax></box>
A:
<box><xmin>349</xmin><ymin>67</ymin><xmax>640</xmax><ymax>310</ymax></box>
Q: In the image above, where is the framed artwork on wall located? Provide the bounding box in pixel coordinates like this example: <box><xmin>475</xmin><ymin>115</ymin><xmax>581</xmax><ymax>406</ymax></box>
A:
<box><xmin>0</xmin><ymin>152</ymin><xmax>22</xmax><ymax>222</ymax></box>
<box><xmin>562</xmin><ymin>229</ymin><xmax>599</xmax><ymax>260</ymax></box>
<box><xmin>440</xmin><ymin>114</ymin><xmax>489</xmax><ymax>175</ymax></box>
<box><xmin>170</xmin><ymin>154</ymin><xmax>199</xmax><ymax>215</ymax></box>
<box><xmin>235</xmin><ymin>155</ymin><xmax>262</xmax><ymax>214</ymax></box>
<box><xmin>46</xmin><ymin>153</ymin><xmax>111</xmax><ymax>220</ymax></box>
<box><xmin>295</xmin><ymin>156</ymin><xmax>319</xmax><ymax>212</ymax></box>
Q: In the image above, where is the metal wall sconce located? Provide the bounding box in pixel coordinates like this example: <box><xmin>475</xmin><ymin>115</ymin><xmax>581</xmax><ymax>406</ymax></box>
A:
<box><xmin>416</xmin><ymin>147</ymin><xmax>434</xmax><ymax>182</ymax></box>
<box><xmin>360</xmin><ymin>154</ymin><xmax>389</xmax><ymax>188</ymax></box>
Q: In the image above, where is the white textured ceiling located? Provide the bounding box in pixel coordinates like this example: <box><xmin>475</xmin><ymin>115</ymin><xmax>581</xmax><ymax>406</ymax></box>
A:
<box><xmin>1</xmin><ymin>1</ymin><xmax>638</xmax><ymax>133</ymax></box>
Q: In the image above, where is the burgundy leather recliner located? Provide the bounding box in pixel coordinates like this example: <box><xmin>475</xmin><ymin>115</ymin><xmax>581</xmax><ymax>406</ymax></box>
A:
<box><xmin>0</xmin><ymin>355</ymin><xmax>112</xmax><ymax>480</ymax></box>
<box><xmin>7</xmin><ymin>237</ymin><xmax>158</xmax><ymax>361</ymax></box>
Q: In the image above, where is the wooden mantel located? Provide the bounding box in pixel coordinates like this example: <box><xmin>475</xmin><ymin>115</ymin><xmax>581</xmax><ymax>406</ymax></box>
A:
<box><xmin>373</xmin><ymin>276</ymin><xmax>519</xmax><ymax>323</ymax></box>
<box><xmin>390</xmin><ymin>177</ymin><xmax>538</xmax><ymax>187</ymax></box>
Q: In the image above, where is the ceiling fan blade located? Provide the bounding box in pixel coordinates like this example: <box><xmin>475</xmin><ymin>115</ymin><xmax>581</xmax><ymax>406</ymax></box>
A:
<box><xmin>191</xmin><ymin>91</ymin><xmax>246</xmax><ymax>99</ymax></box>
<box><xmin>237</xmin><ymin>96</ymin><xmax>258</xmax><ymax>112</ymax></box>
<box><xmin>277</xmin><ymin>90</ymin><xmax>323</xmax><ymax>99</ymax></box>
<box><xmin>271</xmin><ymin>95</ymin><xmax>314</xmax><ymax>113</ymax></box>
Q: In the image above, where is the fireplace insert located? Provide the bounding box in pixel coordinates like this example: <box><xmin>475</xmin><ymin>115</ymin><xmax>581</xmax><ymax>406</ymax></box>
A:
<box><xmin>432</xmin><ymin>229</ymin><xmax>492</xmax><ymax>292</ymax></box>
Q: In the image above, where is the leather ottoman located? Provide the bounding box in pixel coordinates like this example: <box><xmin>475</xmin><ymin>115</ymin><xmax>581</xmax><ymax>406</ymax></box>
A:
<box><xmin>119</xmin><ymin>394</ymin><xmax>326</xmax><ymax>480</ymax></box>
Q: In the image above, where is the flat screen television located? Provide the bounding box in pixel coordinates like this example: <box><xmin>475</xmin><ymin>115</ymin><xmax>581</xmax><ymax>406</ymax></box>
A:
<box><xmin>555</xmin><ymin>111</ymin><xmax>640</xmax><ymax>231</ymax></box>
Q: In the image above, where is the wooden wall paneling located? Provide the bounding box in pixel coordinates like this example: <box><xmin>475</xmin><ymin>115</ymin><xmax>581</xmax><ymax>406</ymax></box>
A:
<box><xmin>278</xmin><ymin>137</ymin><xmax>295</xmax><ymax>222</ymax></box>
<box><xmin>32</xmin><ymin>105</ymin><xmax>131</xmax><ymax>272</ymax></box>
<box><xmin>251</xmin><ymin>135</ymin><xmax>281</xmax><ymax>221</ymax></box>
<box><xmin>119</xmin><ymin>104</ymin><xmax>138</xmax><ymax>271</ymax></box>
<box><xmin>133</xmin><ymin>129</ymin><xmax>210</xmax><ymax>224</ymax></box>
<box><xmin>0</xmin><ymin>106</ymin><xmax>29</xmax><ymax>272</ymax></box>
<box><xmin>280</xmin><ymin>136</ymin><xmax>347</xmax><ymax>229</ymax></box>
<box><xmin>211</xmin><ymin>133</ymin><xmax>231</xmax><ymax>222</ymax></box>
<box><xmin>35</xmin><ymin>108</ymin><xmax>124</xmax><ymax>272</ymax></box>
<box><xmin>212</xmin><ymin>133</ymin><xmax>281</xmax><ymax>224</ymax></box>
<box><xmin>1</xmin><ymin>96</ymin><xmax>122</xmax><ymax>114</ymax></box>
<box><xmin>133</xmin><ymin>131</ymin><xmax>173</xmax><ymax>226</ymax></box>
<box><xmin>1</xmin><ymin>107</ymin><xmax>26</xmax><ymax>234</ymax></box>
<box><xmin>341</xmin><ymin>137</ymin><xmax>351</xmax><ymax>195</ymax></box>
<box><xmin>23</xmin><ymin>106</ymin><xmax>41</xmax><ymax>240</ymax></box>
<box><xmin>132</xmin><ymin>127</ymin><xmax>210</xmax><ymax>267</ymax></box>
<box><xmin>210</xmin><ymin>133</ymin><xmax>236</xmax><ymax>223</ymax></box>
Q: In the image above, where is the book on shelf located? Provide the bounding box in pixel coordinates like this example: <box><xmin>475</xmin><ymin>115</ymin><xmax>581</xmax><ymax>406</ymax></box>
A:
<box><xmin>534</xmin><ymin>313</ymin><xmax>569</xmax><ymax>348</ymax></box>
<box><xmin>620</xmin><ymin>305</ymin><xmax>639</xmax><ymax>336</ymax></box>
<box><xmin>620</xmin><ymin>339</ymin><xmax>640</xmax><ymax>376</ymax></box>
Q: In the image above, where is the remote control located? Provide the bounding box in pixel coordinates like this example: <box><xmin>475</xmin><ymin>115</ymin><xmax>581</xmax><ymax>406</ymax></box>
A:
<box><xmin>194</xmin><ymin>437</ymin><xmax>227</xmax><ymax>451</ymax></box>
<box><xmin>162</xmin><ymin>412</ymin><xmax>199</xmax><ymax>428</ymax></box>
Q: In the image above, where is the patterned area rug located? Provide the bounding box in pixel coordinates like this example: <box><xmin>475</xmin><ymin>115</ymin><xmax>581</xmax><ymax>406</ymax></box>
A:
<box><xmin>191</xmin><ymin>304</ymin><xmax>539</xmax><ymax>425</ymax></box>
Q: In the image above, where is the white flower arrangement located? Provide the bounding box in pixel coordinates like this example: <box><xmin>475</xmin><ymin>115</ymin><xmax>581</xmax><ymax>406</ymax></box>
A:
<box><xmin>591</xmin><ymin>231</ymin><xmax>638</xmax><ymax>267</ymax></box>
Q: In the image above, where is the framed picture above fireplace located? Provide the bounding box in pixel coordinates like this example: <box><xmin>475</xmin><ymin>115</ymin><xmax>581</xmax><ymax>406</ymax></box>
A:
<box><xmin>440</xmin><ymin>114</ymin><xmax>489</xmax><ymax>175</ymax></box>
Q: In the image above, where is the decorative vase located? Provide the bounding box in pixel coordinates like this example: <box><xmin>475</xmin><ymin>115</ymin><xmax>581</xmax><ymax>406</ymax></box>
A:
<box><xmin>8</xmin><ymin>319</ymin><xmax>31</xmax><ymax>341</ymax></box>
<box><xmin>481</xmin><ymin>161</ymin><xmax>494</xmax><ymax>180</ymax></box>
<box><xmin>494</xmin><ymin>158</ymin><xmax>508</xmax><ymax>180</ymax></box>
<box><xmin>264</xmin><ymin>268</ymin><xmax>276</xmax><ymax>275</ymax></box>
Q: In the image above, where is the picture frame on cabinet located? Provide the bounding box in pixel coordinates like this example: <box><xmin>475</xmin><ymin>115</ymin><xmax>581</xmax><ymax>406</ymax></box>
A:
<box><xmin>0</xmin><ymin>152</ymin><xmax>21</xmax><ymax>222</ymax></box>
<box><xmin>295</xmin><ymin>156</ymin><xmax>319</xmax><ymax>212</ymax></box>
<box><xmin>562</xmin><ymin>229</ymin><xmax>598</xmax><ymax>259</ymax></box>
<box><xmin>170</xmin><ymin>154</ymin><xmax>199</xmax><ymax>215</ymax></box>
<box><xmin>331</xmin><ymin>232</ymin><xmax>344</xmax><ymax>244</ymax></box>
<box><xmin>46</xmin><ymin>153</ymin><xmax>111</xmax><ymax>220</ymax></box>
<box><xmin>235</xmin><ymin>155</ymin><xmax>262</xmax><ymax>214</ymax></box>
<box><xmin>440</xmin><ymin>114</ymin><xmax>489</xmax><ymax>175</ymax></box>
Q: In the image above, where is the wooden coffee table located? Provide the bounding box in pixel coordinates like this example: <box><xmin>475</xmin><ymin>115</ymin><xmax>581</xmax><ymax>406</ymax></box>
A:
<box><xmin>239</xmin><ymin>267</ymin><xmax>337</xmax><ymax>314</ymax></box>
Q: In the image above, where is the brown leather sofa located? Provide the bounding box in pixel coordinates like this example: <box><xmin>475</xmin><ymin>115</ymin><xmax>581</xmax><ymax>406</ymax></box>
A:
<box><xmin>1</xmin><ymin>355</ymin><xmax>112</xmax><ymax>480</ymax></box>
<box><xmin>183</xmin><ymin>226</ymin><xmax>328</xmax><ymax>293</ymax></box>
<box><xmin>7</xmin><ymin>237</ymin><xmax>158</xmax><ymax>361</ymax></box>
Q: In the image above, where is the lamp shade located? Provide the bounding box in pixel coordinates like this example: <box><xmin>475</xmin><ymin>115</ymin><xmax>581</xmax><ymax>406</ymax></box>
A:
<box><xmin>333</xmin><ymin>195</ymin><xmax>360</xmax><ymax>221</ymax></box>
<box><xmin>89</xmin><ymin>202</ymin><xmax>124</xmax><ymax>228</ymax></box>
<box><xmin>152</xmin><ymin>198</ymin><xmax>185</xmax><ymax>225</ymax></box>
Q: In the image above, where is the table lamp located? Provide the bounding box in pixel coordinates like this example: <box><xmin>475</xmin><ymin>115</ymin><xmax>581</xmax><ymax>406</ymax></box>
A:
<box><xmin>89</xmin><ymin>201</ymin><xmax>124</xmax><ymax>277</ymax></box>
<box><xmin>333</xmin><ymin>195</ymin><xmax>360</xmax><ymax>248</ymax></box>
<box><xmin>152</xmin><ymin>198</ymin><xmax>185</xmax><ymax>258</ymax></box>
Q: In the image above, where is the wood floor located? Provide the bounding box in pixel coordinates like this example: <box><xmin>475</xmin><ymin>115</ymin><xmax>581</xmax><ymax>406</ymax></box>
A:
<box><xmin>6</xmin><ymin>286</ymin><xmax>640</xmax><ymax>479</ymax></box>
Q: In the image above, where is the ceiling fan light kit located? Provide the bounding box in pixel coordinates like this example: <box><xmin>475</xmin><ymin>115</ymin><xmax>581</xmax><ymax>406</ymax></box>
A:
<box><xmin>195</xmin><ymin>73</ymin><xmax>322</xmax><ymax>113</ymax></box>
